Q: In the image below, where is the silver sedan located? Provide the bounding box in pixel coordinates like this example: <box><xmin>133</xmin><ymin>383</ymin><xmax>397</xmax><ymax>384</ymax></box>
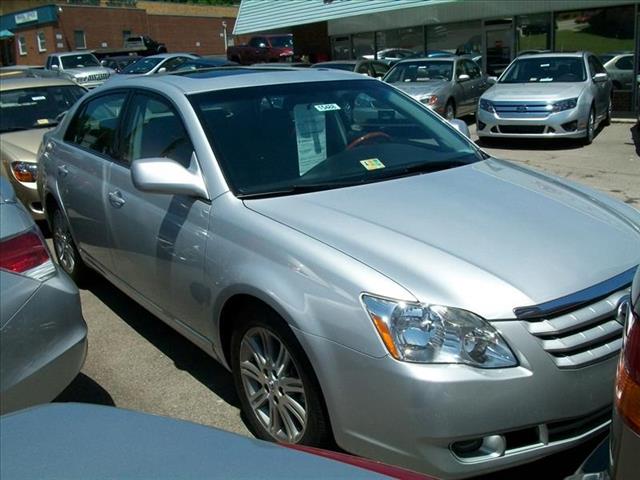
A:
<box><xmin>383</xmin><ymin>56</ymin><xmax>490</xmax><ymax>119</ymax></box>
<box><xmin>477</xmin><ymin>52</ymin><xmax>612</xmax><ymax>144</ymax></box>
<box><xmin>39</xmin><ymin>67</ymin><xmax>640</xmax><ymax>478</ymax></box>
<box><xmin>0</xmin><ymin>177</ymin><xmax>87</xmax><ymax>414</ymax></box>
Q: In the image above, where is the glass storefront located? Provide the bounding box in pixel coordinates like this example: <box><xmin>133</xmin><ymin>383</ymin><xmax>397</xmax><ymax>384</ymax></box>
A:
<box><xmin>329</xmin><ymin>3</ymin><xmax>639</xmax><ymax>114</ymax></box>
<box><xmin>556</xmin><ymin>5</ymin><xmax>636</xmax><ymax>112</ymax></box>
<box><xmin>352</xmin><ymin>31</ymin><xmax>375</xmax><ymax>59</ymax></box>
<box><xmin>375</xmin><ymin>27</ymin><xmax>423</xmax><ymax>60</ymax></box>
<box><xmin>426</xmin><ymin>20</ymin><xmax>482</xmax><ymax>57</ymax></box>
<box><xmin>516</xmin><ymin>13</ymin><xmax>551</xmax><ymax>53</ymax></box>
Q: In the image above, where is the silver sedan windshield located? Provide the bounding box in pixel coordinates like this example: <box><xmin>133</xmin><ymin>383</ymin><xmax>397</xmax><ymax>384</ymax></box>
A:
<box><xmin>189</xmin><ymin>79</ymin><xmax>480</xmax><ymax>197</ymax></box>
<box><xmin>500</xmin><ymin>57</ymin><xmax>586</xmax><ymax>83</ymax></box>
<box><xmin>385</xmin><ymin>61</ymin><xmax>453</xmax><ymax>83</ymax></box>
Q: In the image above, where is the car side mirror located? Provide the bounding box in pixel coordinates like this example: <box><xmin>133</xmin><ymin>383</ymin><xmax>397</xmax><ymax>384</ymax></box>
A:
<box><xmin>593</xmin><ymin>72</ymin><xmax>608</xmax><ymax>83</ymax></box>
<box><xmin>131</xmin><ymin>156</ymin><xmax>209</xmax><ymax>199</ymax></box>
<box><xmin>487</xmin><ymin>76</ymin><xmax>497</xmax><ymax>85</ymax></box>
<box><xmin>448</xmin><ymin>119</ymin><xmax>471</xmax><ymax>138</ymax></box>
<box><xmin>51</xmin><ymin>64</ymin><xmax>59</xmax><ymax>70</ymax></box>
<box><xmin>157</xmin><ymin>67</ymin><xmax>167</xmax><ymax>74</ymax></box>
<box><xmin>457</xmin><ymin>74</ymin><xmax>470</xmax><ymax>82</ymax></box>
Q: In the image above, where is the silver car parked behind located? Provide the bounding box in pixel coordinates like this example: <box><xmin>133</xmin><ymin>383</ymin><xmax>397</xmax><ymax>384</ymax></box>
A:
<box><xmin>477</xmin><ymin>52</ymin><xmax>612</xmax><ymax>144</ymax></box>
<box><xmin>383</xmin><ymin>56</ymin><xmax>490</xmax><ymax>120</ymax></box>
<box><xmin>0</xmin><ymin>177</ymin><xmax>87</xmax><ymax>414</ymax></box>
<box><xmin>39</xmin><ymin>67</ymin><xmax>640</xmax><ymax>479</ymax></box>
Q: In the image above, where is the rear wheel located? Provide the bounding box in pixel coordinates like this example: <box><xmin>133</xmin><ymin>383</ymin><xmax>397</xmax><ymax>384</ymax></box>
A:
<box><xmin>231</xmin><ymin>305</ymin><xmax>331</xmax><ymax>447</ymax></box>
<box><xmin>52</xmin><ymin>207</ymin><xmax>88</xmax><ymax>284</ymax></box>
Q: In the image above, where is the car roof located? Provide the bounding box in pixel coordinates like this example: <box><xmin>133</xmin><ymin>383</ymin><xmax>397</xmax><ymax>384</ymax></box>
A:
<box><xmin>394</xmin><ymin>57</ymin><xmax>457</xmax><ymax>65</ymax></box>
<box><xmin>0</xmin><ymin>76</ymin><xmax>79</xmax><ymax>91</ymax></box>
<box><xmin>313</xmin><ymin>60</ymin><xmax>358</xmax><ymax>65</ymax></box>
<box><xmin>516</xmin><ymin>52</ymin><xmax>586</xmax><ymax>59</ymax></box>
<box><xmin>145</xmin><ymin>53</ymin><xmax>197</xmax><ymax>60</ymax></box>
<box><xmin>102</xmin><ymin>67</ymin><xmax>373</xmax><ymax>95</ymax></box>
<box><xmin>50</xmin><ymin>51</ymin><xmax>97</xmax><ymax>57</ymax></box>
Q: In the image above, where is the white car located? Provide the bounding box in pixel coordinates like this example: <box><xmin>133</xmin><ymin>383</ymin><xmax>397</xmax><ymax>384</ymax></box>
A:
<box><xmin>600</xmin><ymin>53</ymin><xmax>634</xmax><ymax>90</ymax></box>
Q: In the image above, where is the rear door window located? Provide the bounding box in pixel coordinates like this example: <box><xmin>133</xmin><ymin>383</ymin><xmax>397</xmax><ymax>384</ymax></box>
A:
<box><xmin>64</xmin><ymin>92</ymin><xmax>127</xmax><ymax>157</ymax></box>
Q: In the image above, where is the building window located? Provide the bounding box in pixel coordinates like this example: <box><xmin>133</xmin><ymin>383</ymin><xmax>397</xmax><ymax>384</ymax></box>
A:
<box><xmin>18</xmin><ymin>35</ymin><xmax>27</xmax><ymax>56</ymax></box>
<box><xmin>122</xmin><ymin>30</ymin><xmax>131</xmax><ymax>43</ymax></box>
<box><xmin>37</xmin><ymin>31</ymin><xmax>47</xmax><ymax>52</ymax></box>
<box><xmin>74</xmin><ymin>30</ymin><xmax>86</xmax><ymax>49</ymax></box>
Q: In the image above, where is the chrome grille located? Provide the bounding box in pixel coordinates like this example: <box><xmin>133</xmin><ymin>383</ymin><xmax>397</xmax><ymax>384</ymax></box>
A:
<box><xmin>494</xmin><ymin>102</ymin><xmax>551</xmax><ymax>119</ymax></box>
<box><xmin>85</xmin><ymin>73</ymin><xmax>110</xmax><ymax>82</ymax></box>
<box><xmin>524</xmin><ymin>288</ymin><xmax>630</xmax><ymax>368</ymax></box>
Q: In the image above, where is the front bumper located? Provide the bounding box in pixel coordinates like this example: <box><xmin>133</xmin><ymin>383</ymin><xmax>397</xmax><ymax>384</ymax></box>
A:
<box><xmin>0</xmin><ymin>268</ymin><xmax>87</xmax><ymax>414</ymax></box>
<box><xmin>296</xmin><ymin>321</ymin><xmax>616</xmax><ymax>479</ymax></box>
<box><xmin>476</xmin><ymin>106</ymin><xmax>588</xmax><ymax>139</ymax></box>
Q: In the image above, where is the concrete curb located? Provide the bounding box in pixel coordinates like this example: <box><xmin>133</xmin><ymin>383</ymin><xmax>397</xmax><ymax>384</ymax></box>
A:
<box><xmin>611</xmin><ymin>118</ymin><xmax>637</xmax><ymax>124</ymax></box>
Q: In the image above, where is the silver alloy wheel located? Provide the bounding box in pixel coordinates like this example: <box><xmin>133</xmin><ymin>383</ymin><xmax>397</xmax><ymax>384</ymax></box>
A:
<box><xmin>52</xmin><ymin>209</ymin><xmax>75</xmax><ymax>273</ymax></box>
<box><xmin>239</xmin><ymin>327</ymin><xmax>308</xmax><ymax>443</ymax></box>
<box><xmin>445</xmin><ymin>102</ymin><xmax>455</xmax><ymax>120</ymax></box>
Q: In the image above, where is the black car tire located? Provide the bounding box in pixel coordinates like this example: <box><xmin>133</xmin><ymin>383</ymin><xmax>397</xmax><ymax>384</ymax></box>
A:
<box><xmin>231</xmin><ymin>304</ymin><xmax>332</xmax><ymax>448</ymax></box>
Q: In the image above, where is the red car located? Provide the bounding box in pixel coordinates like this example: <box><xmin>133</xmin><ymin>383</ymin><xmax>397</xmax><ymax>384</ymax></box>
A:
<box><xmin>227</xmin><ymin>34</ymin><xmax>293</xmax><ymax>64</ymax></box>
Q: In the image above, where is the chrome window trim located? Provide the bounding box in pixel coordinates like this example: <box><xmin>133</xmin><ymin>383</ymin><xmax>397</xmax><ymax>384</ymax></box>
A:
<box><xmin>514</xmin><ymin>266</ymin><xmax>638</xmax><ymax>320</ymax></box>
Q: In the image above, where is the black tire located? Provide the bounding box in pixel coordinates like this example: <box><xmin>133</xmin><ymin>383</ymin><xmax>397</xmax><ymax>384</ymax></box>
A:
<box><xmin>582</xmin><ymin>106</ymin><xmax>595</xmax><ymax>145</ymax></box>
<box><xmin>603</xmin><ymin>97</ymin><xmax>612</xmax><ymax>127</ymax></box>
<box><xmin>231</xmin><ymin>304</ymin><xmax>332</xmax><ymax>447</ymax></box>
<box><xmin>444</xmin><ymin>100</ymin><xmax>456</xmax><ymax>120</ymax></box>
<box><xmin>51</xmin><ymin>207</ymin><xmax>89</xmax><ymax>284</ymax></box>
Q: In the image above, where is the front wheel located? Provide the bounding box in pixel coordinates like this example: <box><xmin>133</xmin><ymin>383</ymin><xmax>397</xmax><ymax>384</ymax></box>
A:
<box><xmin>582</xmin><ymin>107</ymin><xmax>595</xmax><ymax>145</ymax></box>
<box><xmin>231</xmin><ymin>306</ymin><xmax>332</xmax><ymax>447</ymax></box>
<box><xmin>444</xmin><ymin>100</ymin><xmax>456</xmax><ymax>121</ymax></box>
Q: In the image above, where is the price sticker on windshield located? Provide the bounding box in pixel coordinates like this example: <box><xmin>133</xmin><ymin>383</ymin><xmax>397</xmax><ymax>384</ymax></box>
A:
<box><xmin>36</xmin><ymin>119</ymin><xmax>50</xmax><ymax>125</ymax></box>
<box><xmin>360</xmin><ymin>158</ymin><xmax>385</xmax><ymax>171</ymax></box>
<box><xmin>314</xmin><ymin>103</ymin><xmax>341</xmax><ymax>112</ymax></box>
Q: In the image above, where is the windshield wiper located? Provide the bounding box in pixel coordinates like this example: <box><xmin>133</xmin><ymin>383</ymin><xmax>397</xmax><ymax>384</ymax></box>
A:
<box><xmin>0</xmin><ymin>126</ymin><xmax>30</xmax><ymax>133</ymax></box>
<box><xmin>237</xmin><ymin>180</ymin><xmax>360</xmax><ymax>199</ymax></box>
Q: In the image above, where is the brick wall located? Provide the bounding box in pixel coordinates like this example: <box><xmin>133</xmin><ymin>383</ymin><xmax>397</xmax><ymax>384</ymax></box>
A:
<box><xmin>57</xmin><ymin>5</ymin><xmax>148</xmax><ymax>51</ymax></box>
<box><xmin>148</xmin><ymin>14</ymin><xmax>236</xmax><ymax>55</ymax></box>
<box><xmin>12</xmin><ymin>24</ymin><xmax>56</xmax><ymax>66</ymax></box>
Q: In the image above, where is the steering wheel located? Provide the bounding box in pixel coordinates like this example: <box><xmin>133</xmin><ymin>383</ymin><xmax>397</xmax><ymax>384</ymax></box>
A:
<box><xmin>346</xmin><ymin>131</ymin><xmax>392</xmax><ymax>150</ymax></box>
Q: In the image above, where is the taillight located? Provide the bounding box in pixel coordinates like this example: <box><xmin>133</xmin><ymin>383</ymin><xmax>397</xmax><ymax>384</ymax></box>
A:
<box><xmin>615</xmin><ymin>299</ymin><xmax>640</xmax><ymax>434</ymax></box>
<box><xmin>10</xmin><ymin>161</ymin><xmax>38</xmax><ymax>182</ymax></box>
<box><xmin>0</xmin><ymin>228</ymin><xmax>56</xmax><ymax>281</ymax></box>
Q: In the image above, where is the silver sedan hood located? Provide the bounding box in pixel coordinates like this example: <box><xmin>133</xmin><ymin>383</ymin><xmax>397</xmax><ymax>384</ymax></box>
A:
<box><xmin>390</xmin><ymin>80</ymin><xmax>449</xmax><ymax>98</ymax></box>
<box><xmin>246</xmin><ymin>159</ymin><xmax>640</xmax><ymax>318</ymax></box>
<box><xmin>483</xmin><ymin>82</ymin><xmax>586</xmax><ymax>102</ymax></box>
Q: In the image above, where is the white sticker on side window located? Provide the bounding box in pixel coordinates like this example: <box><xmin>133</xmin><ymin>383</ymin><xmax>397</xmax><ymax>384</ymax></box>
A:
<box><xmin>314</xmin><ymin>103</ymin><xmax>341</xmax><ymax>112</ymax></box>
<box><xmin>294</xmin><ymin>105</ymin><xmax>327</xmax><ymax>175</ymax></box>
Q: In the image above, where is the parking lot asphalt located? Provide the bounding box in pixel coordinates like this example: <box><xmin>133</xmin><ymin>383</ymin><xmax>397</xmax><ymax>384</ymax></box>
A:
<box><xmin>53</xmin><ymin>122</ymin><xmax>639</xmax><ymax>479</ymax></box>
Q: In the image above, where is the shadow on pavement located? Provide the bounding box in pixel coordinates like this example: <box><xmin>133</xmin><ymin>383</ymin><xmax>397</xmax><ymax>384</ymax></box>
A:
<box><xmin>631</xmin><ymin>123</ymin><xmax>640</xmax><ymax>157</ymax></box>
<box><xmin>54</xmin><ymin>373</ymin><xmax>115</xmax><ymax>406</ymax></box>
<box><xmin>87</xmin><ymin>278</ymin><xmax>241</xmax><ymax>410</ymax></box>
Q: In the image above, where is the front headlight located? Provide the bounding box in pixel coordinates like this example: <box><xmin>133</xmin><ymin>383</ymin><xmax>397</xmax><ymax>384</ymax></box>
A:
<box><xmin>362</xmin><ymin>294</ymin><xmax>518</xmax><ymax>368</ymax></box>
<box><xmin>419</xmin><ymin>95</ymin><xmax>438</xmax><ymax>106</ymax></box>
<box><xmin>479</xmin><ymin>98</ymin><xmax>495</xmax><ymax>113</ymax></box>
<box><xmin>551</xmin><ymin>98</ymin><xmax>578</xmax><ymax>112</ymax></box>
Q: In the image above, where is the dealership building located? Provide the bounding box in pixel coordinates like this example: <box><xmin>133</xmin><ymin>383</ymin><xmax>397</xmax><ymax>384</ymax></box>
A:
<box><xmin>234</xmin><ymin>0</ymin><xmax>639</xmax><ymax>115</ymax></box>
<box><xmin>0</xmin><ymin>0</ymin><xmax>238</xmax><ymax>67</ymax></box>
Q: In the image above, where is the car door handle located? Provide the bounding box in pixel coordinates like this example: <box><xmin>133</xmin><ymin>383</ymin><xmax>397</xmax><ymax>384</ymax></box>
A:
<box><xmin>57</xmin><ymin>165</ymin><xmax>69</xmax><ymax>177</ymax></box>
<box><xmin>108</xmin><ymin>190</ymin><xmax>126</xmax><ymax>208</ymax></box>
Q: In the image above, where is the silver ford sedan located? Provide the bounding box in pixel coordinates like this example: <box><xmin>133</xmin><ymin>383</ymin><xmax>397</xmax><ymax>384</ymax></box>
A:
<box><xmin>38</xmin><ymin>67</ymin><xmax>640</xmax><ymax>479</ymax></box>
<box><xmin>477</xmin><ymin>52</ymin><xmax>612</xmax><ymax>144</ymax></box>
<box><xmin>384</xmin><ymin>57</ymin><xmax>490</xmax><ymax>120</ymax></box>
